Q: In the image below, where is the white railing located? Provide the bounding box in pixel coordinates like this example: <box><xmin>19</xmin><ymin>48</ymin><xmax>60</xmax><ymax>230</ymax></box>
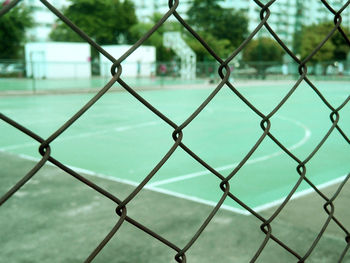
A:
<box><xmin>163</xmin><ymin>32</ymin><xmax>196</xmax><ymax>79</ymax></box>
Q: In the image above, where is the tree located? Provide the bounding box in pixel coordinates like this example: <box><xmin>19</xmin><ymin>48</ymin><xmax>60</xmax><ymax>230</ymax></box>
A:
<box><xmin>187</xmin><ymin>0</ymin><xmax>248</xmax><ymax>57</ymax></box>
<box><xmin>129</xmin><ymin>13</ymin><xmax>181</xmax><ymax>61</ymax></box>
<box><xmin>299</xmin><ymin>23</ymin><xmax>336</xmax><ymax>63</ymax></box>
<box><xmin>185</xmin><ymin>32</ymin><xmax>232</xmax><ymax>61</ymax></box>
<box><xmin>243</xmin><ymin>37</ymin><xmax>284</xmax><ymax>62</ymax></box>
<box><xmin>187</xmin><ymin>0</ymin><xmax>222</xmax><ymax>32</ymax></box>
<box><xmin>0</xmin><ymin>1</ymin><xmax>33</xmax><ymax>59</ymax></box>
<box><xmin>296</xmin><ymin>22</ymin><xmax>350</xmax><ymax>75</ymax></box>
<box><xmin>242</xmin><ymin>37</ymin><xmax>284</xmax><ymax>78</ymax></box>
<box><xmin>298</xmin><ymin>22</ymin><xmax>350</xmax><ymax>62</ymax></box>
<box><xmin>50</xmin><ymin>0</ymin><xmax>137</xmax><ymax>45</ymax></box>
<box><xmin>332</xmin><ymin>27</ymin><xmax>350</xmax><ymax>61</ymax></box>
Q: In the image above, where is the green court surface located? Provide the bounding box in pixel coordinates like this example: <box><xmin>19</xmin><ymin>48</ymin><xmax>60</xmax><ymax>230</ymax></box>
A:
<box><xmin>1</xmin><ymin>80</ymin><xmax>349</xmax><ymax>214</ymax></box>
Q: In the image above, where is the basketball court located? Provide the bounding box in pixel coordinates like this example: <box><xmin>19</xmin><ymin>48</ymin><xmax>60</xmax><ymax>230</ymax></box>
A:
<box><xmin>1</xmin><ymin>80</ymin><xmax>349</xmax><ymax>214</ymax></box>
<box><xmin>1</xmin><ymin>78</ymin><xmax>349</xmax><ymax>262</ymax></box>
<box><xmin>1</xmin><ymin>0</ymin><xmax>349</xmax><ymax>262</ymax></box>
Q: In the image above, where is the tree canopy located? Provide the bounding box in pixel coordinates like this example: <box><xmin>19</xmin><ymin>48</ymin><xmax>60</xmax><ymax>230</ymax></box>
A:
<box><xmin>242</xmin><ymin>37</ymin><xmax>284</xmax><ymax>78</ymax></box>
<box><xmin>50</xmin><ymin>0</ymin><xmax>137</xmax><ymax>45</ymax></box>
<box><xmin>298</xmin><ymin>22</ymin><xmax>349</xmax><ymax>62</ymax></box>
<box><xmin>243</xmin><ymin>37</ymin><xmax>284</xmax><ymax>63</ymax></box>
<box><xmin>128</xmin><ymin>13</ymin><xmax>180</xmax><ymax>61</ymax></box>
<box><xmin>0</xmin><ymin>1</ymin><xmax>33</xmax><ymax>59</ymax></box>
<box><xmin>185</xmin><ymin>33</ymin><xmax>232</xmax><ymax>61</ymax></box>
<box><xmin>186</xmin><ymin>0</ymin><xmax>248</xmax><ymax>60</ymax></box>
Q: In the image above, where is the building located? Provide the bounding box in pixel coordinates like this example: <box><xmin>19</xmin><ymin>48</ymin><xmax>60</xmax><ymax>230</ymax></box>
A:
<box><xmin>131</xmin><ymin>0</ymin><xmax>191</xmax><ymax>22</ymax></box>
<box><xmin>25</xmin><ymin>42</ymin><xmax>91</xmax><ymax>78</ymax></box>
<box><xmin>99</xmin><ymin>45</ymin><xmax>156</xmax><ymax>77</ymax></box>
<box><xmin>247</xmin><ymin>0</ymin><xmax>299</xmax><ymax>49</ymax></box>
<box><xmin>302</xmin><ymin>0</ymin><xmax>350</xmax><ymax>29</ymax></box>
<box><xmin>131</xmin><ymin>0</ymin><xmax>350</xmax><ymax>50</ymax></box>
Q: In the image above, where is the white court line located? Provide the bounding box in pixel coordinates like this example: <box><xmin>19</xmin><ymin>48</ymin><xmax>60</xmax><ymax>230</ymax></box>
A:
<box><xmin>148</xmin><ymin>116</ymin><xmax>312</xmax><ymax>187</ymax></box>
<box><xmin>0</xmin><ymin>149</ymin><xmax>248</xmax><ymax>215</ymax></box>
<box><xmin>252</xmin><ymin>175</ymin><xmax>349</xmax><ymax>213</ymax></box>
<box><xmin>1</xmin><ymin>116</ymin><xmax>346</xmax><ymax>215</ymax></box>
<box><xmin>0</xmin><ymin>121</ymin><xmax>159</xmax><ymax>151</ymax></box>
<box><xmin>1</xmin><ymin>150</ymin><xmax>347</xmax><ymax>216</ymax></box>
<box><xmin>1</xmin><ymin>142</ymin><xmax>38</xmax><ymax>151</ymax></box>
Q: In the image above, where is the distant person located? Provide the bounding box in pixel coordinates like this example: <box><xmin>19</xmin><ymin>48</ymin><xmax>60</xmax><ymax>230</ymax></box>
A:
<box><xmin>229</xmin><ymin>65</ymin><xmax>234</xmax><ymax>83</ymax></box>
<box><xmin>338</xmin><ymin>62</ymin><xmax>344</xmax><ymax>76</ymax></box>
<box><xmin>136</xmin><ymin>60</ymin><xmax>141</xmax><ymax>78</ymax></box>
<box><xmin>282</xmin><ymin>63</ymin><xmax>288</xmax><ymax>75</ymax></box>
<box><xmin>171</xmin><ymin>61</ymin><xmax>179</xmax><ymax>78</ymax></box>
<box><xmin>159</xmin><ymin>63</ymin><xmax>167</xmax><ymax>86</ymax></box>
<box><xmin>159</xmin><ymin>63</ymin><xmax>167</xmax><ymax>76</ymax></box>
<box><xmin>326</xmin><ymin>64</ymin><xmax>335</xmax><ymax>75</ymax></box>
<box><xmin>150</xmin><ymin>62</ymin><xmax>156</xmax><ymax>79</ymax></box>
<box><xmin>208</xmin><ymin>66</ymin><xmax>215</xmax><ymax>83</ymax></box>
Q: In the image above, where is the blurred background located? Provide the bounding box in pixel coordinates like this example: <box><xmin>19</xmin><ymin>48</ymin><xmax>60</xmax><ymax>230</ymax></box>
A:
<box><xmin>1</xmin><ymin>0</ymin><xmax>350</xmax><ymax>93</ymax></box>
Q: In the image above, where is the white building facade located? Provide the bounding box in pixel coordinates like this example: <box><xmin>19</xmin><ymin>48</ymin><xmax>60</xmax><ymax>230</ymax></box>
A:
<box><xmin>302</xmin><ymin>0</ymin><xmax>350</xmax><ymax>28</ymax></box>
<box><xmin>25</xmin><ymin>42</ymin><xmax>91</xmax><ymax>78</ymax></box>
<box><xmin>132</xmin><ymin>0</ymin><xmax>191</xmax><ymax>22</ymax></box>
<box><xmin>99</xmin><ymin>45</ymin><xmax>156</xmax><ymax>77</ymax></box>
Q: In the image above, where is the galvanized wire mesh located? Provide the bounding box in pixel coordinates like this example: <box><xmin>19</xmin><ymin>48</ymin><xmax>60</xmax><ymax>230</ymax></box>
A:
<box><xmin>1</xmin><ymin>0</ymin><xmax>349</xmax><ymax>262</ymax></box>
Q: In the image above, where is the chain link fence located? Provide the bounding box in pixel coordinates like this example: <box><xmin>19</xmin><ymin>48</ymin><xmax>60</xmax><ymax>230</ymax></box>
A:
<box><xmin>1</xmin><ymin>0</ymin><xmax>350</xmax><ymax>262</ymax></box>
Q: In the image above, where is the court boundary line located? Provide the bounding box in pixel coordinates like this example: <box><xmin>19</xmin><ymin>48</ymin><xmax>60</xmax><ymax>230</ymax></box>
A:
<box><xmin>253</xmin><ymin>175</ymin><xmax>348</xmax><ymax>213</ymax></box>
<box><xmin>0</xmin><ymin>150</ymin><xmax>249</xmax><ymax>215</ymax></box>
<box><xmin>1</xmin><ymin>150</ymin><xmax>347</xmax><ymax>216</ymax></box>
<box><xmin>0</xmin><ymin>121</ymin><xmax>160</xmax><ymax>151</ymax></box>
<box><xmin>0</xmin><ymin>116</ymin><xmax>315</xmax><ymax>216</ymax></box>
<box><xmin>148</xmin><ymin>116</ymin><xmax>312</xmax><ymax>187</ymax></box>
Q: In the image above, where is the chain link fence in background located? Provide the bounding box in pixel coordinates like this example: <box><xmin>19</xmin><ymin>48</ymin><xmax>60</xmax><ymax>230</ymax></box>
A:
<box><xmin>1</xmin><ymin>59</ymin><xmax>350</xmax><ymax>82</ymax></box>
<box><xmin>1</xmin><ymin>0</ymin><xmax>350</xmax><ymax>262</ymax></box>
<box><xmin>2</xmin><ymin>59</ymin><xmax>350</xmax><ymax>94</ymax></box>
<box><xmin>2</xmin><ymin>60</ymin><xmax>350</xmax><ymax>78</ymax></box>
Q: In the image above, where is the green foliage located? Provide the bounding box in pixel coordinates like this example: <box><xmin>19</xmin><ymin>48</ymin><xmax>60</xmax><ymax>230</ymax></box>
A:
<box><xmin>0</xmin><ymin>2</ymin><xmax>33</xmax><ymax>59</ymax></box>
<box><xmin>299</xmin><ymin>23</ymin><xmax>335</xmax><ymax>62</ymax></box>
<box><xmin>243</xmin><ymin>37</ymin><xmax>284</xmax><ymax>62</ymax></box>
<box><xmin>50</xmin><ymin>0</ymin><xmax>137</xmax><ymax>45</ymax></box>
<box><xmin>185</xmin><ymin>33</ymin><xmax>232</xmax><ymax>61</ymax></box>
<box><xmin>299</xmin><ymin>22</ymin><xmax>349</xmax><ymax>62</ymax></box>
<box><xmin>187</xmin><ymin>0</ymin><xmax>223</xmax><ymax>32</ymax></box>
<box><xmin>242</xmin><ymin>37</ymin><xmax>284</xmax><ymax>78</ymax></box>
<box><xmin>187</xmin><ymin>0</ymin><xmax>248</xmax><ymax>59</ymax></box>
<box><xmin>332</xmin><ymin>29</ymin><xmax>350</xmax><ymax>61</ymax></box>
<box><xmin>129</xmin><ymin>13</ymin><xmax>181</xmax><ymax>61</ymax></box>
<box><xmin>209</xmin><ymin>9</ymin><xmax>248</xmax><ymax>49</ymax></box>
<box><xmin>129</xmin><ymin>10</ymin><xmax>234</xmax><ymax>62</ymax></box>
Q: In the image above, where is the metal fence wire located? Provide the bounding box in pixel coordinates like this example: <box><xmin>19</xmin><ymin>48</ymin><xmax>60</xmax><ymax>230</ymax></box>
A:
<box><xmin>1</xmin><ymin>0</ymin><xmax>350</xmax><ymax>262</ymax></box>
